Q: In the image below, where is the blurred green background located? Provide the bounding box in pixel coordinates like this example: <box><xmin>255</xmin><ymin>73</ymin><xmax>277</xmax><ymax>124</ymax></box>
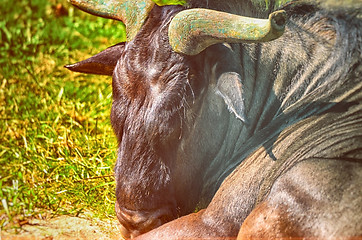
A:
<box><xmin>0</xmin><ymin>0</ymin><xmax>126</xmax><ymax>231</ymax></box>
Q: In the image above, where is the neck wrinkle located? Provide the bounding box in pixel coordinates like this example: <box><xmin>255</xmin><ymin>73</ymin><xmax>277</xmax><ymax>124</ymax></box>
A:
<box><xmin>209</xmin><ymin>4</ymin><xmax>361</xmax><ymax>195</ymax></box>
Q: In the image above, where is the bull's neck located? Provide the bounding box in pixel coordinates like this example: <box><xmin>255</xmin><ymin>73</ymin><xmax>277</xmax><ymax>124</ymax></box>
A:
<box><xmin>201</xmin><ymin>5</ymin><xmax>361</xmax><ymax>201</ymax></box>
<box><xmin>241</xmin><ymin>7</ymin><xmax>360</xmax><ymax>135</ymax></box>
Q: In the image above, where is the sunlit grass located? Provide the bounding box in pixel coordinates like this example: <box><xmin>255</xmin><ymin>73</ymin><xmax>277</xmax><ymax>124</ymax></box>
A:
<box><xmin>0</xmin><ymin>0</ymin><xmax>125</xmax><ymax>230</ymax></box>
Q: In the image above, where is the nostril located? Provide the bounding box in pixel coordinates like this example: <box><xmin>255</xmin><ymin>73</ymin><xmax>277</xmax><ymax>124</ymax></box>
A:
<box><xmin>117</xmin><ymin>214</ymin><xmax>164</xmax><ymax>239</ymax></box>
<box><xmin>115</xmin><ymin>205</ymin><xmax>177</xmax><ymax>238</ymax></box>
<box><xmin>118</xmin><ymin>208</ymin><xmax>146</xmax><ymax>225</ymax></box>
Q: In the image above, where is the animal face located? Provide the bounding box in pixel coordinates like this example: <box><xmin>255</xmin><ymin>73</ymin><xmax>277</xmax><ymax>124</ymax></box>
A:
<box><xmin>111</xmin><ymin>6</ymin><xmax>207</xmax><ymax>237</ymax></box>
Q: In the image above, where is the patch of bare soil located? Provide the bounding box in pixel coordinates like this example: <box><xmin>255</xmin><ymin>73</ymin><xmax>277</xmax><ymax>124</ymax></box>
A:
<box><xmin>1</xmin><ymin>215</ymin><xmax>123</xmax><ymax>240</ymax></box>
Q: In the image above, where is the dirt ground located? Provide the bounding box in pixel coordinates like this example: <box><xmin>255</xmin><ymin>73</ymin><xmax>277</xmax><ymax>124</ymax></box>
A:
<box><xmin>1</xmin><ymin>215</ymin><xmax>123</xmax><ymax>240</ymax></box>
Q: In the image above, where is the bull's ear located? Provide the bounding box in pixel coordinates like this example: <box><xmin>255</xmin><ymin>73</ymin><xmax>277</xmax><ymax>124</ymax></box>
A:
<box><xmin>216</xmin><ymin>72</ymin><xmax>247</xmax><ymax>123</ymax></box>
<box><xmin>65</xmin><ymin>42</ymin><xmax>125</xmax><ymax>76</ymax></box>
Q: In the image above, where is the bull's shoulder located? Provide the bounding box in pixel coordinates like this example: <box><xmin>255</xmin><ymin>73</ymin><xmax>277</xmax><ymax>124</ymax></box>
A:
<box><xmin>238</xmin><ymin>158</ymin><xmax>362</xmax><ymax>239</ymax></box>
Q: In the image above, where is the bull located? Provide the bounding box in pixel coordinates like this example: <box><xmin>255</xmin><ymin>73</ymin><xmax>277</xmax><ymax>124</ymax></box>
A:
<box><xmin>65</xmin><ymin>0</ymin><xmax>362</xmax><ymax>239</ymax></box>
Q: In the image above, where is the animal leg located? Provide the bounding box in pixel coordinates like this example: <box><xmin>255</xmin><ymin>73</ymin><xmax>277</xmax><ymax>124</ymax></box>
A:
<box><xmin>135</xmin><ymin>209</ymin><xmax>238</xmax><ymax>240</ymax></box>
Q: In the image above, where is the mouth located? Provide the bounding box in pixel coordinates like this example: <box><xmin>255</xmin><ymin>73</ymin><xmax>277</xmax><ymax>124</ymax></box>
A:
<box><xmin>115</xmin><ymin>201</ymin><xmax>177</xmax><ymax>238</ymax></box>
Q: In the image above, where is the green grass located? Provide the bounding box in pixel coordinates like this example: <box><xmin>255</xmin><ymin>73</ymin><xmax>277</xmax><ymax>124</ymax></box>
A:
<box><xmin>0</xmin><ymin>0</ymin><xmax>126</xmax><ymax>230</ymax></box>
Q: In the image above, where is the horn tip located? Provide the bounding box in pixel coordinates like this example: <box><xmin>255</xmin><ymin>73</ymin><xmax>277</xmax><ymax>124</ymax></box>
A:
<box><xmin>269</xmin><ymin>10</ymin><xmax>287</xmax><ymax>31</ymax></box>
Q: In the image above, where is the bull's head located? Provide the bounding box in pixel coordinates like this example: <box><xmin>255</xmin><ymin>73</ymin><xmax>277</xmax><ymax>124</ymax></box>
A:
<box><xmin>66</xmin><ymin>0</ymin><xmax>287</xmax><ymax>238</ymax></box>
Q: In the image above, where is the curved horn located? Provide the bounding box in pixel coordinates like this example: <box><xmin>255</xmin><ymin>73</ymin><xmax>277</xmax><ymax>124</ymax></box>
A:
<box><xmin>168</xmin><ymin>9</ymin><xmax>287</xmax><ymax>55</ymax></box>
<box><xmin>152</xmin><ymin>0</ymin><xmax>187</xmax><ymax>6</ymax></box>
<box><xmin>69</xmin><ymin>0</ymin><xmax>155</xmax><ymax>40</ymax></box>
